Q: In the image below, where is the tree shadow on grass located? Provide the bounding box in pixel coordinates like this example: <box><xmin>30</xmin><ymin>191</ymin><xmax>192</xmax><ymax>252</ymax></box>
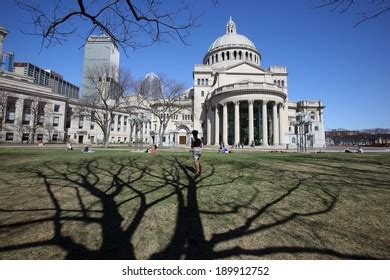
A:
<box><xmin>0</xmin><ymin>155</ymin><xmax>380</xmax><ymax>259</ymax></box>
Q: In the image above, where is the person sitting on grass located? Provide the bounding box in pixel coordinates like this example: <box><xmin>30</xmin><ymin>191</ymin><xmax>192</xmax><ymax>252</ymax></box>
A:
<box><xmin>149</xmin><ymin>144</ymin><xmax>158</xmax><ymax>156</ymax></box>
<box><xmin>82</xmin><ymin>145</ymin><xmax>95</xmax><ymax>153</ymax></box>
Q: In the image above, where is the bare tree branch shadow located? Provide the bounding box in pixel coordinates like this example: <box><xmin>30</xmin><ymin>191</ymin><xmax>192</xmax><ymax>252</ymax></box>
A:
<box><xmin>0</xmin><ymin>154</ymin><xmax>381</xmax><ymax>259</ymax></box>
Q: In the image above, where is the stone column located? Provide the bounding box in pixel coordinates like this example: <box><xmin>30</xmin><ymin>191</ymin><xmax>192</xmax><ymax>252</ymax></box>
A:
<box><xmin>206</xmin><ymin>107</ymin><xmax>211</xmax><ymax>145</ymax></box>
<box><xmin>234</xmin><ymin>101</ymin><xmax>240</xmax><ymax>145</ymax></box>
<box><xmin>262</xmin><ymin>100</ymin><xmax>268</xmax><ymax>146</ymax></box>
<box><xmin>248</xmin><ymin>100</ymin><xmax>254</xmax><ymax>144</ymax></box>
<box><xmin>214</xmin><ymin>105</ymin><xmax>220</xmax><ymax>145</ymax></box>
<box><xmin>15</xmin><ymin>97</ymin><xmax>24</xmax><ymax>125</ymax></box>
<box><xmin>257</xmin><ymin>102</ymin><xmax>261</xmax><ymax>142</ymax></box>
<box><xmin>279</xmin><ymin>103</ymin><xmax>284</xmax><ymax>145</ymax></box>
<box><xmin>222</xmin><ymin>102</ymin><xmax>228</xmax><ymax>146</ymax></box>
<box><xmin>273</xmin><ymin>102</ymin><xmax>279</xmax><ymax>146</ymax></box>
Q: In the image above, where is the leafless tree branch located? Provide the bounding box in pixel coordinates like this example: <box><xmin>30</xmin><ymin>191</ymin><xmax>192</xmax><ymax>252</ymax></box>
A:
<box><xmin>16</xmin><ymin>0</ymin><xmax>201</xmax><ymax>53</ymax></box>
<box><xmin>311</xmin><ymin>0</ymin><xmax>390</xmax><ymax>26</ymax></box>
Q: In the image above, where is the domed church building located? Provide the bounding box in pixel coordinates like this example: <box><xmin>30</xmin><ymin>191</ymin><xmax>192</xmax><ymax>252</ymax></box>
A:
<box><xmin>192</xmin><ymin>18</ymin><xmax>325</xmax><ymax>148</ymax></box>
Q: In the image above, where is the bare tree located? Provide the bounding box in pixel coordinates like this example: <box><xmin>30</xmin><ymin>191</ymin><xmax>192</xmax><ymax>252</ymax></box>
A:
<box><xmin>16</xmin><ymin>0</ymin><xmax>201</xmax><ymax>52</ymax></box>
<box><xmin>82</xmin><ymin>64</ymin><xmax>131</xmax><ymax>148</ymax></box>
<box><xmin>122</xmin><ymin>92</ymin><xmax>142</xmax><ymax>147</ymax></box>
<box><xmin>14</xmin><ymin>119</ymin><xmax>31</xmax><ymax>144</ymax></box>
<box><xmin>0</xmin><ymin>91</ymin><xmax>8</xmax><ymax>133</ymax></box>
<box><xmin>313</xmin><ymin>0</ymin><xmax>390</xmax><ymax>26</ymax></box>
<box><xmin>28</xmin><ymin>97</ymin><xmax>48</xmax><ymax>144</ymax></box>
<box><xmin>138</xmin><ymin>74</ymin><xmax>187</xmax><ymax>146</ymax></box>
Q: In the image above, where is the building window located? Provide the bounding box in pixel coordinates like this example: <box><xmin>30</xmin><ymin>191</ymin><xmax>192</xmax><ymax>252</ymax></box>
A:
<box><xmin>6</xmin><ymin>133</ymin><xmax>14</xmax><ymax>141</ymax></box>
<box><xmin>53</xmin><ymin>116</ymin><xmax>60</xmax><ymax>127</ymax></box>
<box><xmin>201</xmin><ymin>91</ymin><xmax>204</xmax><ymax>97</ymax></box>
<box><xmin>315</xmin><ymin>126</ymin><xmax>319</xmax><ymax>131</ymax></box>
<box><xmin>37</xmin><ymin>134</ymin><xmax>43</xmax><ymax>142</ymax></box>
<box><xmin>37</xmin><ymin>102</ymin><xmax>45</xmax><ymax>126</ymax></box>
<box><xmin>22</xmin><ymin>99</ymin><xmax>32</xmax><ymax>125</ymax></box>
<box><xmin>201</xmin><ymin>79</ymin><xmax>204</xmax><ymax>85</ymax></box>
<box><xmin>22</xmin><ymin>133</ymin><xmax>29</xmax><ymax>142</ymax></box>
<box><xmin>52</xmin><ymin>134</ymin><xmax>58</xmax><ymax>142</ymax></box>
<box><xmin>197</xmin><ymin>79</ymin><xmax>200</xmax><ymax>85</ymax></box>
<box><xmin>289</xmin><ymin>126</ymin><xmax>292</xmax><ymax>132</ymax></box>
<box><xmin>5</xmin><ymin>97</ymin><xmax>16</xmax><ymax>124</ymax></box>
<box><xmin>79</xmin><ymin>115</ymin><xmax>84</xmax><ymax>129</ymax></box>
<box><xmin>292</xmin><ymin>137</ymin><xmax>295</xmax><ymax>143</ymax></box>
<box><xmin>205</xmin><ymin>79</ymin><xmax>209</xmax><ymax>85</ymax></box>
<box><xmin>163</xmin><ymin>136</ymin><xmax>166</xmax><ymax>142</ymax></box>
<box><xmin>54</xmin><ymin>104</ymin><xmax>60</xmax><ymax>112</ymax></box>
<box><xmin>281</xmin><ymin>80</ymin><xmax>285</xmax><ymax>87</ymax></box>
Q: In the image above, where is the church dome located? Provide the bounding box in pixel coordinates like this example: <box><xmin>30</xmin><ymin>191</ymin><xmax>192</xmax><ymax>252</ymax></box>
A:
<box><xmin>208</xmin><ymin>17</ymin><xmax>257</xmax><ymax>52</ymax></box>
<box><xmin>204</xmin><ymin>17</ymin><xmax>261</xmax><ymax>67</ymax></box>
<box><xmin>208</xmin><ymin>33</ymin><xmax>256</xmax><ymax>52</ymax></box>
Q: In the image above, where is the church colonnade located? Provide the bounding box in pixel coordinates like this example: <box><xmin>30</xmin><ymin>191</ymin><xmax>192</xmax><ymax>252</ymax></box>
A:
<box><xmin>206</xmin><ymin>99</ymin><xmax>285</xmax><ymax>146</ymax></box>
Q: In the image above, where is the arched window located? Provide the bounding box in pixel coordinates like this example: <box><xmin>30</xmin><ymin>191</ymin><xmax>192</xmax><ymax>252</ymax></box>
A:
<box><xmin>234</xmin><ymin>50</ymin><xmax>237</xmax><ymax>59</ymax></box>
<box><xmin>250</xmin><ymin>53</ymin><xmax>252</xmax><ymax>61</ymax></box>
<box><xmin>277</xmin><ymin>80</ymin><xmax>281</xmax><ymax>86</ymax></box>
<box><xmin>216</xmin><ymin>54</ymin><xmax>219</xmax><ymax>62</ymax></box>
<box><xmin>201</xmin><ymin>79</ymin><xmax>204</xmax><ymax>85</ymax></box>
<box><xmin>281</xmin><ymin>80</ymin><xmax>285</xmax><ymax>87</ymax></box>
<box><xmin>212</xmin><ymin>55</ymin><xmax>214</xmax><ymax>64</ymax></box>
<box><xmin>245</xmin><ymin>52</ymin><xmax>248</xmax><ymax>60</ymax></box>
<box><xmin>274</xmin><ymin>80</ymin><xmax>276</xmax><ymax>84</ymax></box>
<box><xmin>239</xmin><ymin>51</ymin><xmax>242</xmax><ymax>59</ymax></box>
<box><xmin>205</xmin><ymin>78</ymin><xmax>209</xmax><ymax>85</ymax></box>
<box><xmin>222</xmin><ymin>52</ymin><xmax>225</xmax><ymax>61</ymax></box>
<box><xmin>227</xmin><ymin>51</ymin><xmax>230</xmax><ymax>60</ymax></box>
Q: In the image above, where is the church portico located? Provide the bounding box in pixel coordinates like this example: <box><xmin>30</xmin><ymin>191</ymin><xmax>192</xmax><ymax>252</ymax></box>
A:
<box><xmin>206</xmin><ymin>96</ymin><xmax>286</xmax><ymax>147</ymax></box>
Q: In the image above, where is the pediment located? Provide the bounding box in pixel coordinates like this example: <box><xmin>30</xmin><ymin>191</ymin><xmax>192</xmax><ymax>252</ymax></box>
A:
<box><xmin>224</xmin><ymin>62</ymin><xmax>268</xmax><ymax>74</ymax></box>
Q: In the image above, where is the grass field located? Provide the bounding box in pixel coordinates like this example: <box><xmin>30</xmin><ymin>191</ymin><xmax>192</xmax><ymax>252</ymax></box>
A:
<box><xmin>0</xmin><ymin>148</ymin><xmax>389</xmax><ymax>260</ymax></box>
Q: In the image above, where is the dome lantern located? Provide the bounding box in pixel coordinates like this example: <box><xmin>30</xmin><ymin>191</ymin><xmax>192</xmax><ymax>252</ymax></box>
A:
<box><xmin>226</xmin><ymin>16</ymin><xmax>236</xmax><ymax>34</ymax></box>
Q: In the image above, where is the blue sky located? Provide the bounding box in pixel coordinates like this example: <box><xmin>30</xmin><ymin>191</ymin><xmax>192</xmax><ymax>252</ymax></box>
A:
<box><xmin>1</xmin><ymin>0</ymin><xmax>389</xmax><ymax>130</ymax></box>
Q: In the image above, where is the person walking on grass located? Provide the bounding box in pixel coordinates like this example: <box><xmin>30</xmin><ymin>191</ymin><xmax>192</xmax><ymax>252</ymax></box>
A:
<box><xmin>191</xmin><ymin>130</ymin><xmax>202</xmax><ymax>175</ymax></box>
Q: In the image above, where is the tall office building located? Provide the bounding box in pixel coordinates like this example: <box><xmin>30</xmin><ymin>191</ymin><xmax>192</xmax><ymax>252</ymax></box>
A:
<box><xmin>2</xmin><ymin>52</ymin><xmax>14</xmax><ymax>72</ymax></box>
<box><xmin>81</xmin><ymin>35</ymin><xmax>120</xmax><ymax>96</ymax></box>
<box><xmin>0</xmin><ymin>26</ymin><xmax>8</xmax><ymax>71</ymax></box>
<box><xmin>13</xmin><ymin>62</ymin><xmax>80</xmax><ymax>98</ymax></box>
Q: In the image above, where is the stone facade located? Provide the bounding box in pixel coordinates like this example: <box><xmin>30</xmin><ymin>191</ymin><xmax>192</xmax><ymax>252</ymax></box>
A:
<box><xmin>191</xmin><ymin>18</ymin><xmax>325</xmax><ymax>148</ymax></box>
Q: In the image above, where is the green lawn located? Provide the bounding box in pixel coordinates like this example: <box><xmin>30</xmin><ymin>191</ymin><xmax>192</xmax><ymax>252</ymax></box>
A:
<box><xmin>0</xmin><ymin>148</ymin><xmax>389</xmax><ymax>259</ymax></box>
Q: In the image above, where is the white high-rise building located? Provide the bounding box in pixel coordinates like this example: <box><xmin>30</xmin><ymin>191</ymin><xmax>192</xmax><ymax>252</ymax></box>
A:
<box><xmin>0</xmin><ymin>26</ymin><xmax>9</xmax><ymax>71</ymax></box>
<box><xmin>81</xmin><ymin>35</ymin><xmax>120</xmax><ymax>97</ymax></box>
